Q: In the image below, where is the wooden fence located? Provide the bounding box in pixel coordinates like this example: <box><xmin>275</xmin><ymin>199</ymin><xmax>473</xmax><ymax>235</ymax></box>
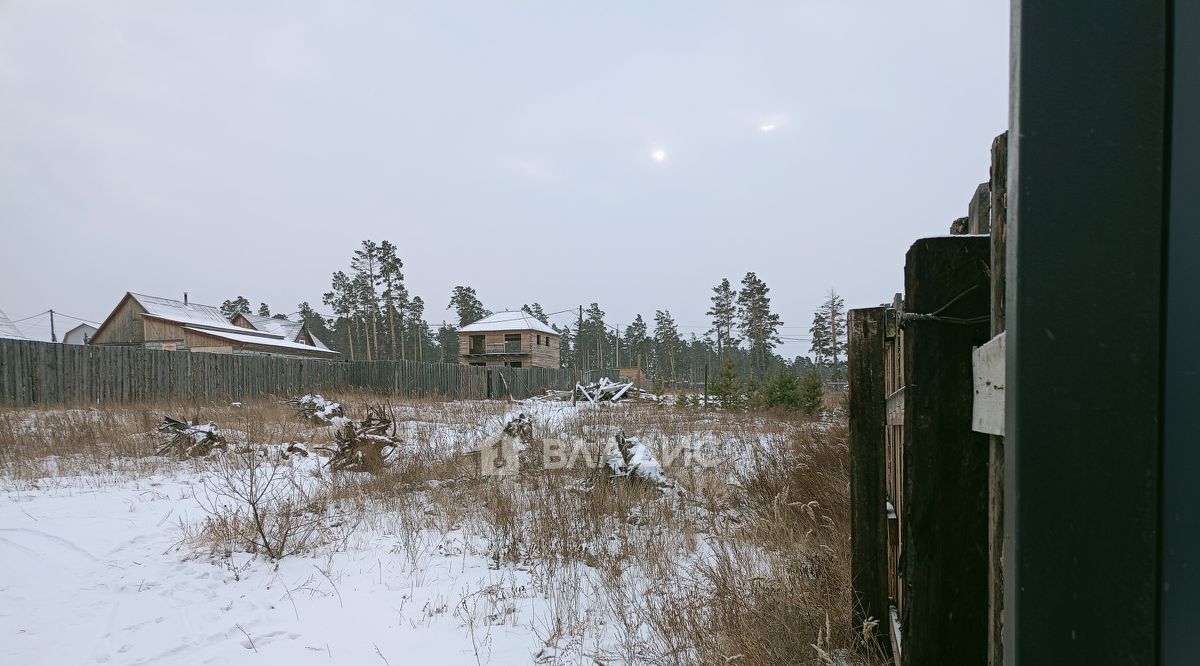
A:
<box><xmin>0</xmin><ymin>339</ymin><xmax>609</xmax><ymax>406</ymax></box>
<box><xmin>848</xmin><ymin>132</ymin><xmax>1007</xmax><ymax>665</ymax></box>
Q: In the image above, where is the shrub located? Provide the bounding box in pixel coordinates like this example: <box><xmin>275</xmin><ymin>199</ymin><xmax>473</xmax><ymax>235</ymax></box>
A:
<box><xmin>756</xmin><ymin>371</ymin><xmax>805</xmax><ymax>412</ymax></box>
<box><xmin>709</xmin><ymin>358</ymin><xmax>745</xmax><ymax>409</ymax></box>
<box><xmin>798</xmin><ymin>371</ymin><xmax>825</xmax><ymax>416</ymax></box>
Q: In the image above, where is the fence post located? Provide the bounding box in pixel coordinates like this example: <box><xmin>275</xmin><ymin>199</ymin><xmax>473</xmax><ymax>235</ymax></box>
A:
<box><xmin>987</xmin><ymin>130</ymin><xmax>1008</xmax><ymax>666</ymax></box>
<box><xmin>901</xmin><ymin>236</ymin><xmax>990</xmax><ymax>665</ymax></box>
<box><xmin>848</xmin><ymin>307</ymin><xmax>891</xmax><ymax>658</ymax></box>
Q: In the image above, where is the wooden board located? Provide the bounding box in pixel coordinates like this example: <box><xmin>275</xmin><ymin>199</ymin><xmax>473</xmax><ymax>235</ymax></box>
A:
<box><xmin>972</xmin><ymin>333</ymin><xmax>1006</xmax><ymax>436</ymax></box>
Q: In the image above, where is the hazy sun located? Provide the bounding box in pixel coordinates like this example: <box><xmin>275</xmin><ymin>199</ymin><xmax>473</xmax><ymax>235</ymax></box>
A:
<box><xmin>651</xmin><ymin>149</ymin><xmax>667</xmax><ymax>162</ymax></box>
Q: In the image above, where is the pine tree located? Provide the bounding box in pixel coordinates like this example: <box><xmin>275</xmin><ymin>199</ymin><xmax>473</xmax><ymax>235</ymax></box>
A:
<box><xmin>323</xmin><ymin>272</ymin><xmax>356</xmax><ymax>360</ymax></box>
<box><xmin>708</xmin><ymin>357</ymin><xmax>745</xmax><ymax>409</ymax></box>
<box><xmin>350</xmin><ymin>241</ymin><xmax>383</xmax><ymax>361</ymax></box>
<box><xmin>797</xmin><ymin>371</ymin><xmax>825</xmax><ymax>415</ymax></box>
<box><xmin>351</xmin><ymin>271</ymin><xmax>377</xmax><ymax>361</ymax></box>
<box><xmin>257</xmin><ymin>302</ymin><xmax>271</xmax><ymax>317</ymax></box>
<box><xmin>653</xmin><ymin>310</ymin><xmax>681</xmax><ymax>381</ymax></box>
<box><xmin>583</xmin><ymin>303</ymin><xmax>607</xmax><ymax>369</ymax></box>
<box><xmin>810</xmin><ymin>289</ymin><xmax>847</xmax><ymax>381</ymax></box>
<box><xmin>824</xmin><ymin>289</ymin><xmax>847</xmax><ymax>377</ymax></box>
<box><xmin>406</xmin><ymin>295</ymin><xmax>429</xmax><ymax>361</ymax></box>
<box><xmin>297</xmin><ymin>302</ymin><xmax>335</xmax><ymax>349</ymax></box>
<box><xmin>809</xmin><ymin>310</ymin><xmax>831</xmax><ymax>366</ymax></box>
<box><xmin>220</xmin><ymin>296</ymin><xmax>251</xmax><ymax>319</ymax></box>
<box><xmin>378</xmin><ymin>241</ymin><xmax>408</xmax><ymax>360</ymax></box>
<box><xmin>436</xmin><ymin>322</ymin><xmax>459</xmax><ymax>363</ymax></box>
<box><xmin>623</xmin><ymin>315</ymin><xmax>649</xmax><ymax>369</ymax></box>
<box><xmin>448</xmin><ymin>286</ymin><xmax>489</xmax><ymax>327</ymax></box>
<box><xmin>706</xmin><ymin>278</ymin><xmax>739</xmax><ymax>360</ymax></box>
<box><xmin>521</xmin><ymin>303</ymin><xmax>549</xmax><ymax>324</ymax></box>
<box><xmin>554</xmin><ymin>324</ymin><xmax>573</xmax><ymax>369</ymax></box>
<box><xmin>736</xmin><ymin>272</ymin><xmax>784</xmax><ymax>377</ymax></box>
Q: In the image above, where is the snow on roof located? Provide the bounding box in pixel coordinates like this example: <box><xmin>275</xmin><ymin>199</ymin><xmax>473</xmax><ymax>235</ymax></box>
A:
<box><xmin>458</xmin><ymin>310</ymin><xmax>558</xmax><ymax>335</ymax></box>
<box><xmin>0</xmin><ymin>308</ymin><xmax>28</xmax><ymax>340</ymax></box>
<box><xmin>240</xmin><ymin>313</ymin><xmax>305</xmax><ymax>340</ymax></box>
<box><xmin>239</xmin><ymin>313</ymin><xmax>331</xmax><ymax>349</ymax></box>
<box><xmin>130</xmin><ymin>293</ymin><xmax>277</xmax><ymax>338</ymax></box>
<box><xmin>182</xmin><ymin>326</ymin><xmax>339</xmax><ymax>355</ymax></box>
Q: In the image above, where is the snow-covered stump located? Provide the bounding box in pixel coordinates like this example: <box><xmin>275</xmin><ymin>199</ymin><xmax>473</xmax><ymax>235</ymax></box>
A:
<box><xmin>285</xmin><ymin>394</ymin><xmax>344</xmax><ymax>423</ymax></box>
<box><xmin>605</xmin><ymin>431</ymin><xmax>675</xmax><ymax>491</ymax></box>
<box><xmin>325</xmin><ymin>405</ymin><xmax>401</xmax><ymax>472</ymax></box>
<box><xmin>155</xmin><ymin>417</ymin><xmax>228</xmax><ymax>457</ymax></box>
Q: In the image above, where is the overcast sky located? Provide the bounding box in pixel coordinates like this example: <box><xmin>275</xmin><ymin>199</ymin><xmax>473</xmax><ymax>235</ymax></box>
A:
<box><xmin>0</xmin><ymin>1</ymin><xmax>1008</xmax><ymax>356</ymax></box>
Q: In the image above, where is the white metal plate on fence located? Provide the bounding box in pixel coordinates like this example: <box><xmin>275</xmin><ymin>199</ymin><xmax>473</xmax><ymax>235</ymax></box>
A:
<box><xmin>972</xmin><ymin>332</ymin><xmax>1006</xmax><ymax>436</ymax></box>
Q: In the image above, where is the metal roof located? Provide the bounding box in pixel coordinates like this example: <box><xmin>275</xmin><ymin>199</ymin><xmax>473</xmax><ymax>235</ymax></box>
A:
<box><xmin>458</xmin><ymin>311</ymin><xmax>558</xmax><ymax>335</ymax></box>
<box><xmin>182</xmin><ymin>326</ymin><xmax>339</xmax><ymax>355</ymax></box>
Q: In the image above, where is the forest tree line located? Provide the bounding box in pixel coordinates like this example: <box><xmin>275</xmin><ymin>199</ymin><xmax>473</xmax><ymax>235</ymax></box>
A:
<box><xmin>221</xmin><ymin>240</ymin><xmax>848</xmax><ymax>386</ymax></box>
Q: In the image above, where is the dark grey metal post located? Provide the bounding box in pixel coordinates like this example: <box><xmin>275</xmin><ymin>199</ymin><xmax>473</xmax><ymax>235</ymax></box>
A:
<box><xmin>1006</xmin><ymin>2</ymin><xmax>1168</xmax><ymax>662</ymax></box>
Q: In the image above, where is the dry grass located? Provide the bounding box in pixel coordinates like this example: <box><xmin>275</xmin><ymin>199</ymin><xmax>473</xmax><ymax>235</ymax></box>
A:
<box><xmin>0</xmin><ymin>394</ymin><xmax>881</xmax><ymax>664</ymax></box>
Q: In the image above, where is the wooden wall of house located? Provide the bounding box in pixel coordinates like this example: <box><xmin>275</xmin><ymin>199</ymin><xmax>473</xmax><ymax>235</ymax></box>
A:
<box><xmin>530</xmin><ymin>334</ymin><xmax>559</xmax><ymax>368</ymax></box>
<box><xmin>143</xmin><ymin>318</ymin><xmax>187</xmax><ymax>345</ymax></box>
<box><xmin>90</xmin><ymin>296</ymin><xmax>146</xmax><ymax>346</ymax></box>
<box><xmin>457</xmin><ymin>330</ymin><xmax>560</xmax><ymax>368</ymax></box>
<box><xmin>182</xmin><ymin>329</ymin><xmax>337</xmax><ymax>360</ymax></box>
<box><xmin>190</xmin><ymin>345</ymin><xmax>233</xmax><ymax>354</ymax></box>
<box><xmin>230</xmin><ymin>314</ymin><xmax>254</xmax><ymax>330</ymax></box>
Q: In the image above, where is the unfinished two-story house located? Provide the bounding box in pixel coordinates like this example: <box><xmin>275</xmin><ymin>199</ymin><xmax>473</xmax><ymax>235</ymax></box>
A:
<box><xmin>457</xmin><ymin>311</ymin><xmax>560</xmax><ymax>369</ymax></box>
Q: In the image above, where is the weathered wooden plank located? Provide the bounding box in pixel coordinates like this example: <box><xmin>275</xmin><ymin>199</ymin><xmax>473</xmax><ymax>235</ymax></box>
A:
<box><xmin>968</xmin><ymin>181</ymin><xmax>991</xmax><ymax>235</ymax></box>
<box><xmin>848</xmin><ymin>307</ymin><xmax>892</xmax><ymax>659</ymax></box>
<box><xmin>901</xmin><ymin>236</ymin><xmax>991</xmax><ymax>666</ymax></box>
<box><xmin>986</xmin><ymin>130</ymin><xmax>1008</xmax><ymax>666</ymax></box>
<box><xmin>972</xmin><ymin>333</ymin><xmax>1006</xmax><ymax>436</ymax></box>
<box><xmin>886</xmin><ymin>387</ymin><xmax>905</xmax><ymax>426</ymax></box>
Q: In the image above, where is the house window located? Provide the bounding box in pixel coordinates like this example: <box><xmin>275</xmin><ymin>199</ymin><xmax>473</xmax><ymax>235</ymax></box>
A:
<box><xmin>506</xmin><ymin>361</ymin><xmax>523</xmax><ymax>368</ymax></box>
<box><xmin>504</xmin><ymin>333</ymin><xmax>521</xmax><ymax>353</ymax></box>
<box><xmin>469</xmin><ymin>335</ymin><xmax>485</xmax><ymax>354</ymax></box>
<box><xmin>537</xmin><ymin>334</ymin><xmax>541</xmax><ymax>345</ymax></box>
<box><xmin>469</xmin><ymin>362</ymin><xmax>486</xmax><ymax>367</ymax></box>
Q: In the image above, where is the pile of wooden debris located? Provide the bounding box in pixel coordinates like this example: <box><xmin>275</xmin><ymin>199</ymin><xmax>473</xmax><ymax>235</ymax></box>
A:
<box><xmin>155</xmin><ymin>417</ymin><xmax>228</xmax><ymax>457</ymax></box>
<box><xmin>532</xmin><ymin>378</ymin><xmax>658</xmax><ymax>404</ymax></box>
<box><xmin>321</xmin><ymin>405</ymin><xmax>401</xmax><ymax>471</ymax></box>
<box><xmin>285</xmin><ymin>394</ymin><xmax>344</xmax><ymax>423</ymax></box>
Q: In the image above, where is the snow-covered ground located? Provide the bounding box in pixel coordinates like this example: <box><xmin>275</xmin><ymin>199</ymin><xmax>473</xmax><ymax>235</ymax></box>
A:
<box><xmin>1</xmin><ymin>471</ymin><xmax>560</xmax><ymax>665</ymax></box>
<box><xmin>0</xmin><ymin>398</ymin><xmax>843</xmax><ymax>665</ymax></box>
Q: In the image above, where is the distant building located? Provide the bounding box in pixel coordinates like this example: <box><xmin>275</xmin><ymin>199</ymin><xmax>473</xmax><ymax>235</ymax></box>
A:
<box><xmin>457</xmin><ymin>311</ymin><xmax>560</xmax><ymax>369</ymax></box>
<box><xmin>62</xmin><ymin>323</ymin><xmax>98</xmax><ymax>345</ymax></box>
<box><xmin>89</xmin><ymin>292</ymin><xmax>339</xmax><ymax>359</ymax></box>
<box><xmin>0</xmin><ymin>308</ymin><xmax>27</xmax><ymax>340</ymax></box>
<box><xmin>229</xmin><ymin>312</ymin><xmax>332</xmax><ymax>351</ymax></box>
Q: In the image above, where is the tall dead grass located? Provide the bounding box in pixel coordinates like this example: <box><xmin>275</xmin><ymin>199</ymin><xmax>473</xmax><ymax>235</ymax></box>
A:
<box><xmin>1</xmin><ymin>394</ymin><xmax>877</xmax><ymax>664</ymax></box>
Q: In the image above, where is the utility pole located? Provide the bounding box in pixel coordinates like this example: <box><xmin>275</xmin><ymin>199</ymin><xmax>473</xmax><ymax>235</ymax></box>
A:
<box><xmin>615</xmin><ymin>324</ymin><xmax>620</xmax><ymax>368</ymax></box>
<box><xmin>49</xmin><ymin>309</ymin><xmax>56</xmax><ymax>342</ymax></box>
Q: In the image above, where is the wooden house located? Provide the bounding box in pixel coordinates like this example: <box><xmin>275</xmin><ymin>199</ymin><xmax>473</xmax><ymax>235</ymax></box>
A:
<box><xmin>62</xmin><ymin>323</ymin><xmax>98</xmax><ymax>345</ymax></box>
<box><xmin>89</xmin><ymin>292</ymin><xmax>339</xmax><ymax>359</ymax></box>
<box><xmin>457</xmin><ymin>311</ymin><xmax>560</xmax><ymax>369</ymax></box>
<box><xmin>229</xmin><ymin>312</ymin><xmax>332</xmax><ymax>351</ymax></box>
